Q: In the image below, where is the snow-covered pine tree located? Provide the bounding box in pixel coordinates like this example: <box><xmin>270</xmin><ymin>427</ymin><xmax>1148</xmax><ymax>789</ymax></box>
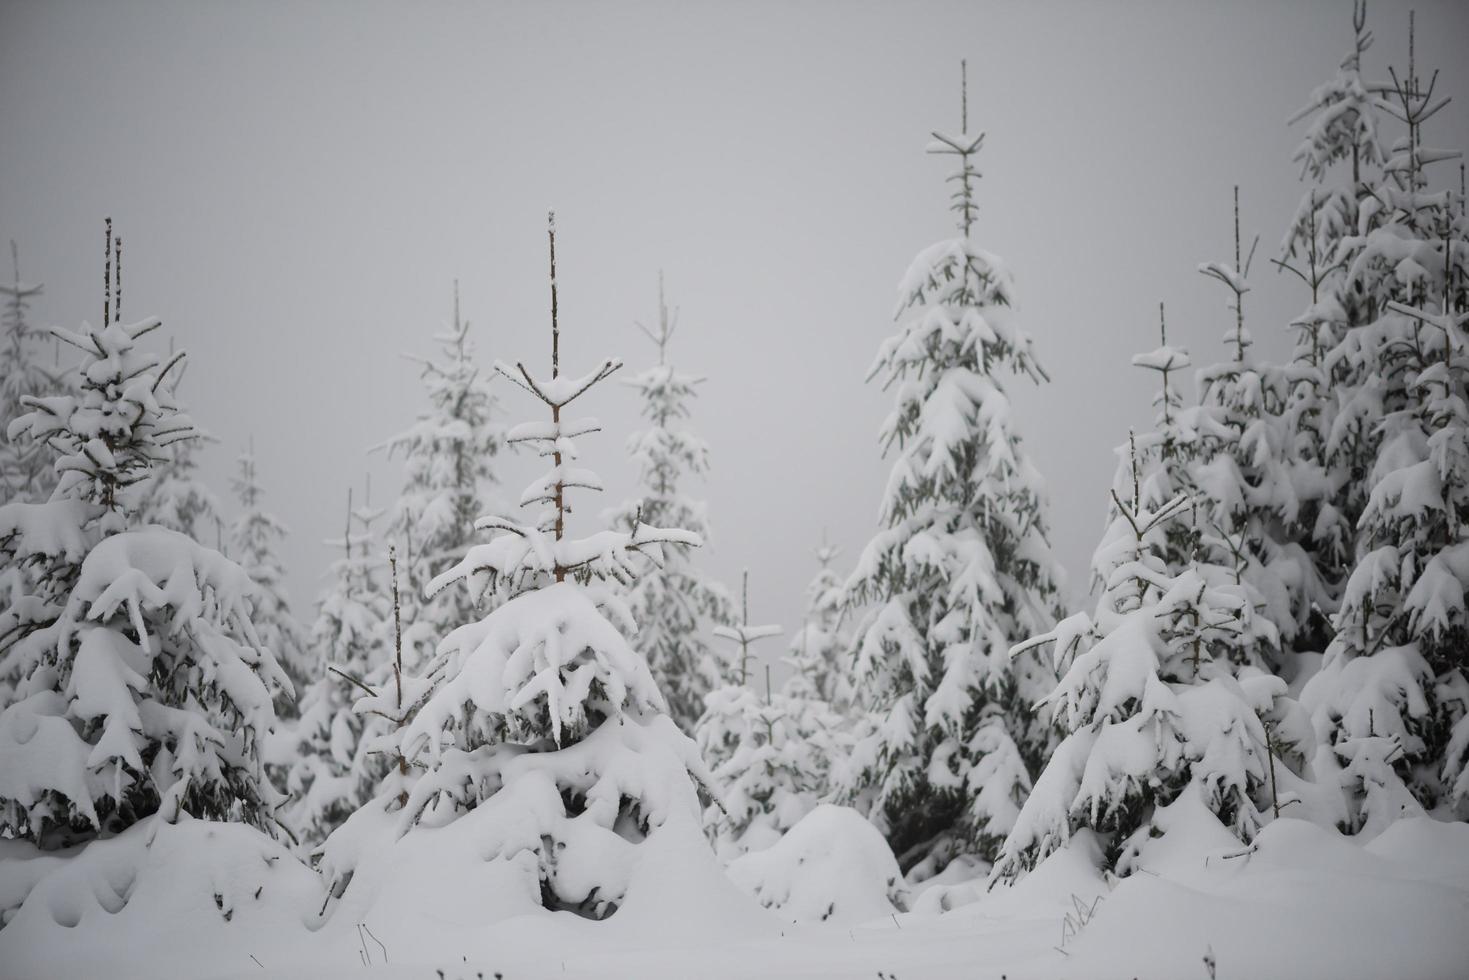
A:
<box><xmin>0</xmin><ymin>240</ymin><xmax>61</xmax><ymax>504</ymax></box>
<box><xmin>1186</xmin><ymin>188</ymin><xmax>1314</xmax><ymax>666</ymax></box>
<box><xmin>378</xmin><ymin>282</ymin><xmax>504</xmax><ymax>671</ymax></box>
<box><xmin>841</xmin><ymin>62</ymin><xmax>1065</xmax><ymax>874</ymax></box>
<box><xmin>0</xmin><ymin>242</ymin><xmax>61</xmax><ymax>708</ymax></box>
<box><xmin>1275</xmin><ymin>172</ymin><xmax>1363</xmax><ymax>622</ymax></box>
<box><xmin>316</xmin><ymin>213</ymin><xmax>716</xmax><ymax>921</ymax></box>
<box><xmin>283</xmin><ymin>486</ymin><xmax>392</xmax><ymax>849</ymax></box>
<box><xmin>1300</xmin><ymin>10</ymin><xmax>1469</xmax><ymax>831</ymax></box>
<box><xmin>697</xmin><ymin>683</ymin><xmax>843</xmax><ymax>861</ymax></box>
<box><xmin>230</xmin><ymin>442</ymin><xmax>312</xmax><ymax>715</ymax></box>
<box><xmin>992</xmin><ymin>434</ymin><xmax>1288</xmax><ymax>880</ymax></box>
<box><xmin>1389</xmin><ymin>294</ymin><xmax>1469</xmax><ymax>819</ymax></box>
<box><xmin>0</xmin><ymin>223</ymin><xmax>290</xmax><ymax>847</ymax></box>
<box><xmin>1281</xmin><ymin>0</ymin><xmax>1384</xmax><ymax>380</ymax></box>
<box><xmin>1291</xmin><ymin>5</ymin><xmax>1398</xmax><ymax>546</ymax></box>
<box><xmin>785</xmin><ymin>537</ymin><xmax>855</xmax><ymax>714</ymax></box>
<box><xmin>695</xmin><ymin>570</ymin><xmax>827</xmax><ymax>858</ymax></box>
<box><xmin>606</xmin><ymin>273</ymin><xmax>735</xmax><ymax>732</ymax></box>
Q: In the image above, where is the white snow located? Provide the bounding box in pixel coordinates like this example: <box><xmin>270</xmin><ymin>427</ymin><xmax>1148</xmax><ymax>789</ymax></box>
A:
<box><xmin>725</xmin><ymin>804</ymin><xmax>908</xmax><ymax>924</ymax></box>
<box><xmin>0</xmin><ymin>806</ymin><xmax>1464</xmax><ymax>978</ymax></box>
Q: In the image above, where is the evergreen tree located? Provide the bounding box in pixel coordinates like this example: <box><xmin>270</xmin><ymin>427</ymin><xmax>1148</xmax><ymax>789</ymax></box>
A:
<box><xmin>283</xmin><ymin>487</ymin><xmax>392</xmax><ymax>849</ymax></box>
<box><xmin>0</xmin><ymin>224</ymin><xmax>289</xmax><ymax>847</ymax></box>
<box><xmin>606</xmin><ymin>274</ymin><xmax>736</xmax><ymax>732</ymax></box>
<box><xmin>1184</xmin><ymin>188</ymin><xmax>1310</xmax><ymax>667</ymax></box>
<box><xmin>0</xmin><ymin>242</ymin><xmax>60</xmax><ymax>706</ymax></box>
<box><xmin>993</xmin><ymin>435</ymin><xmax>1288</xmax><ymax>880</ymax></box>
<box><xmin>317</xmin><ymin>214</ymin><xmax>715</xmax><ymax>921</ymax></box>
<box><xmin>230</xmin><ymin>443</ymin><xmax>312</xmax><ymax>715</ymax></box>
<box><xmin>379</xmin><ymin>282</ymin><xmax>504</xmax><ymax>669</ymax></box>
<box><xmin>841</xmin><ymin>63</ymin><xmax>1065</xmax><ymax>874</ymax></box>
<box><xmin>785</xmin><ymin>537</ymin><xmax>855</xmax><ymax>714</ymax></box>
<box><xmin>0</xmin><ymin>240</ymin><xmax>61</xmax><ymax>503</ymax></box>
<box><xmin>695</xmin><ymin>571</ymin><xmax>818</xmax><ymax>858</ymax></box>
<box><xmin>1299</xmin><ymin>9</ymin><xmax>1469</xmax><ymax>831</ymax></box>
<box><xmin>697</xmin><ymin>682</ymin><xmax>843</xmax><ymax>860</ymax></box>
<box><xmin>1264</xmin><ymin>3</ymin><xmax>1394</xmax><ymax>646</ymax></box>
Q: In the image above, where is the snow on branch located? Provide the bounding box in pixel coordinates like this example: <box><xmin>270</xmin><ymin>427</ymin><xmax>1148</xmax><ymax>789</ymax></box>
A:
<box><xmin>493</xmin><ymin>358</ymin><xmax>622</xmax><ymax>409</ymax></box>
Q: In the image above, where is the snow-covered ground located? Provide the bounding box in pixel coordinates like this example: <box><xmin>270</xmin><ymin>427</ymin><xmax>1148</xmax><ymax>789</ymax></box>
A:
<box><xmin>3</xmin><ymin>804</ymin><xmax>1465</xmax><ymax>980</ymax></box>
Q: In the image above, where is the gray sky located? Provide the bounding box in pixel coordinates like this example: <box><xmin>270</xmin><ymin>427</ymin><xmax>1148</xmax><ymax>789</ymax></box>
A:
<box><xmin>3</xmin><ymin>0</ymin><xmax>1468</xmax><ymax>671</ymax></box>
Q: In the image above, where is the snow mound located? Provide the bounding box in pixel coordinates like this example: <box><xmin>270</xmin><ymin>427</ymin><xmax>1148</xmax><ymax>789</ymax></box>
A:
<box><xmin>724</xmin><ymin>804</ymin><xmax>908</xmax><ymax>924</ymax></box>
<box><xmin>0</xmin><ymin>818</ymin><xmax>320</xmax><ymax>980</ymax></box>
<box><xmin>1363</xmin><ymin>816</ymin><xmax>1469</xmax><ymax>884</ymax></box>
<box><xmin>597</xmin><ymin>802</ymin><xmax>782</xmax><ymax>948</ymax></box>
<box><xmin>1062</xmin><ymin>814</ymin><xmax>1469</xmax><ymax>980</ymax></box>
<box><xmin>906</xmin><ymin>853</ymin><xmax>989</xmax><ymax>914</ymax></box>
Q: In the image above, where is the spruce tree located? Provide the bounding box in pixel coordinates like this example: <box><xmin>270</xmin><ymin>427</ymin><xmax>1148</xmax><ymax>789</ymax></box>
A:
<box><xmin>230</xmin><ymin>443</ymin><xmax>312</xmax><ymax>715</ymax></box>
<box><xmin>1184</xmin><ymin>188</ymin><xmax>1308</xmax><ymax>666</ymax></box>
<box><xmin>316</xmin><ymin>214</ymin><xmax>716</xmax><ymax>920</ymax></box>
<box><xmin>0</xmin><ymin>240</ymin><xmax>61</xmax><ymax>503</ymax></box>
<box><xmin>379</xmin><ymin>282</ymin><xmax>504</xmax><ymax>669</ymax></box>
<box><xmin>697</xmin><ymin>682</ymin><xmax>842</xmax><ymax>860</ymax></box>
<box><xmin>0</xmin><ymin>224</ymin><xmax>289</xmax><ymax>847</ymax></box>
<box><xmin>993</xmin><ymin>432</ymin><xmax>1287</xmax><ymax>880</ymax></box>
<box><xmin>0</xmin><ymin>242</ymin><xmax>60</xmax><ymax>706</ymax></box>
<box><xmin>695</xmin><ymin>571</ymin><xmax>822</xmax><ymax>858</ymax></box>
<box><xmin>842</xmin><ymin>63</ymin><xmax>1065</xmax><ymax>873</ymax></box>
<box><xmin>606</xmin><ymin>273</ymin><xmax>736</xmax><ymax>732</ymax></box>
<box><xmin>1298</xmin><ymin>9</ymin><xmax>1469</xmax><ymax>831</ymax></box>
<box><xmin>785</xmin><ymin>537</ymin><xmax>855</xmax><ymax>714</ymax></box>
<box><xmin>284</xmin><ymin>487</ymin><xmax>392</xmax><ymax>849</ymax></box>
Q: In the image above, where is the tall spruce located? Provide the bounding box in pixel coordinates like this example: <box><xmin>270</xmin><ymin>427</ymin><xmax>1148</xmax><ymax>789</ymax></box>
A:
<box><xmin>1297</xmin><ymin>8</ymin><xmax>1469</xmax><ymax>831</ymax></box>
<box><xmin>842</xmin><ymin>63</ymin><xmax>1065</xmax><ymax>874</ymax></box>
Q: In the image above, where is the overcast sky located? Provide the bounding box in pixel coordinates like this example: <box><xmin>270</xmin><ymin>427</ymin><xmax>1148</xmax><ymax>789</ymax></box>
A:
<box><xmin>3</xmin><ymin>0</ymin><xmax>1468</xmax><ymax>673</ymax></box>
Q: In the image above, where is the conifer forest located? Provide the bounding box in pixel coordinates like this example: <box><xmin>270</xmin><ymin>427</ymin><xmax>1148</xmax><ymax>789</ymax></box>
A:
<box><xmin>1</xmin><ymin>1</ymin><xmax>1467</xmax><ymax>977</ymax></box>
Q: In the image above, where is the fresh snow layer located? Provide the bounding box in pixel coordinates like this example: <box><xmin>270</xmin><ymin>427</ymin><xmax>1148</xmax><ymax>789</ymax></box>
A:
<box><xmin>2</xmin><ymin>811</ymin><xmax>1466</xmax><ymax>979</ymax></box>
<box><xmin>725</xmin><ymin>804</ymin><xmax>907</xmax><ymax>924</ymax></box>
